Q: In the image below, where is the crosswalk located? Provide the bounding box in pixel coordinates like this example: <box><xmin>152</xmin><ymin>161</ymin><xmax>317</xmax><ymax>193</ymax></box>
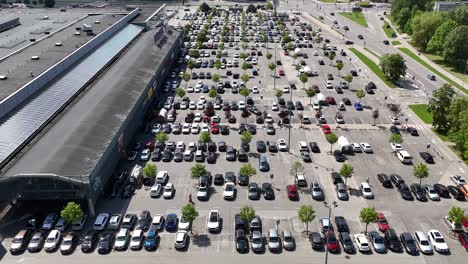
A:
<box><xmin>404</xmin><ymin>124</ymin><xmax>430</xmax><ymax>130</ymax></box>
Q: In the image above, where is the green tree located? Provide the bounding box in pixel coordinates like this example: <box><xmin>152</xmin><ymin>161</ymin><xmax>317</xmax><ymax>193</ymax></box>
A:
<box><xmin>214</xmin><ymin>60</ymin><xmax>222</xmax><ymax>74</ymax></box>
<box><xmin>60</xmin><ymin>202</ymin><xmax>84</xmax><ymax>224</ymax></box>
<box><xmin>143</xmin><ymin>163</ymin><xmax>157</xmax><ymax>178</ymax></box>
<box><xmin>396</xmin><ymin>7</ymin><xmax>412</xmax><ymax>30</ymax></box>
<box><xmin>451</xmin><ymin>6</ymin><xmax>468</xmax><ymax>25</ymax></box>
<box><xmin>326</xmin><ymin>133</ymin><xmax>338</xmax><ymax>153</ymax></box>
<box><xmin>44</xmin><ymin>0</ymin><xmax>55</xmax><ymax>8</ymax></box>
<box><xmin>359</xmin><ymin>207</ymin><xmax>378</xmax><ymax>235</ymax></box>
<box><xmin>289</xmin><ymin>161</ymin><xmax>304</xmax><ymax>178</ymax></box>
<box><xmin>191</xmin><ymin>164</ymin><xmax>207</xmax><ymax>178</ymax></box>
<box><xmin>240</xmin><ymin>131</ymin><xmax>252</xmax><ymax>143</ymax></box>
<box><xmin>299</xmin><ymin>74</ymin><xmax>308</xmax><ymax>89</ymax></box>
<box><xmin>389</xmin><ymin>133</ymin><xmax>404</xmax><ymax>144</ymax></box>
<box><xmin>212</xmin><ymin>73</ymin><xmax>220</xmax><ymax>83</ymax></box>
<box><xmin>411</xmin><ymin>12</ymin><xmax>444</xmax><ymax>51</ymax></box>
<box><xmin>372</xmin><ymin>109</ymin><xmax>379</xmax><ymax>126</ymax></box>
<box><xmin>240</xmin><ymin>87</ymin><xmax>250</xmax><ymax>102</ymax></box>
<box><xmin>447</xmin><ymin>206</ymin><xmax>466</xmax><ymax>228</ymax></box>
<box><xmin>268</xmin><ymin>62</ymin><xmax>276</xmax><ymax>76</ymax></box>
<box><xmin>298</xmin><ymin>205</ymin><xmax>316</xmax><ymax>235</ymax></box>
<box><xmin>266</xmin><ymin>53</ymin><xmax>273</xmax><ymax>61</ymax></box>
<box><xmin>241</xmin><ymin>74</ymin><xmax>250</xmax><ymax>85</ymax></box>
<box><xmin>343</xmin><ymin>74</ymin><xmax>353</xmax><ymax>84</ymax></box>
<box><xmin>275</xmin><ymin>89</ymin><xmax>283</xmax><ymax>98</ymax></box>
<box><xmin>218</xmin><ymin>42</ymin><xmax>225</xmax><ymax>51</ymax></box>
<box><xmin>155</xmin><ymin>132</ymin><xmax>168</xmax><ymax>143</ymax></box>
<box><xmin>336</xmin><ymin>62</ymin><xmax>344</xmax><ymax>76</ymax></box>
<box><xmin>199</xmin><ymin>131</ymin><xmax>212</xmax><ymax>143</ymax></box>
<box><xmin>427</xmin><ymin>20</ymin><xmax>458</xmax><ymax>55</ymax></box>
<box><xmin>447</xmin><ymin>98</ymin><xmax>468</xmax><ymax>160</ymax></box>
<box><xmin>241</xmin><ymin>62</ymin><xmax>249</xmax><ymax>73</ymax></box>
<box><xmin>181</xmin><ymin>203</ymin><xmax>199</xmax><ymax>234</ymax></box>
<box><xmin>208</xmin><ymin>88</ymin><xmax>217</xmax><ymax>98</ymax></box>
<box><xmin>413</xmin><ymin>162</ymin><xmax>429</xmax><ymax>185</ymax></box>
<box><xmin>188</xmin><ymin>60</ymin><xmax>196</xmax><ymax>73</ymax></box>
<box><xmin>182</xmin><ymin>72</ymin><xmax>191</xmax><ymax>88</ymax></box>
<box><xmin>239</xmin><ymin>163</ymin><xmax>256</xmax><ymax>177</ymax></box>
<box><xmin>305</xmin><ymin>88</ymin><xmax>315</xmax><ymax>105</ymax></box>
<box><xmin>239</xmin><ymin>206</ymin><xmax>256</xmax><ymax>232</ymax></box>
<box><xmin>265</xmin><ymin>1</ymin><xmax>273</xmax><ymax>10</ymax></box>
<box><xmin>176</xmin><ymin>87</ymin><xmax>186</xmax><ymax>98</ymax></box>
<box><xmin>428</xmin><ymin>84</ymin><xmax>456</xmax><ymax>133</ymax></box>
<box><xmin>328</xmin><ymin>53</ymin><xmax>335</xmax><ymax>65</ymax></box>
<box><xmin>443</xmin><ymin>25</ymin><xmax>468</xmax><ymax>71</ymax></box>
<box><xmin>356</xmin><ymin>89</ymin><xmax>366</xmax><ymax>103</ymax></box>
<box><xmin>340</xmin><ymin>163</ymin><xmax>354</xmax><ymax>185</ymax></box>
<box><xmin>241</xmin><ymin>42</ymin><xmax>248</xmax><ymax>53</ymax></box>
<box><xmin>379</xmin><ymin>53</ymin><xmax>407</xmax><ymax>82</ymax></box>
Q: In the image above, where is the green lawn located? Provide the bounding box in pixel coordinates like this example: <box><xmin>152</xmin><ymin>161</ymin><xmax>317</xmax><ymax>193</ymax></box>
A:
<box><xmin>364</xmin><ymin>48</ymin><xmax>380</xmax><ymax>58</ymax></box>
<box><xmin>339</xmin><ymin>12</ymin><xmax>368</xmax><ymax>27</ymax></box>
<box><xmin>408</xmin><ymin>104</ymin><xmax>432</xmax><ymax>124</ymax></box>
<box><xmin>391</xmin><ymin>40</ymin><xmax>401</xmax><ymax>45</ymax></box>
<box><xmin>423</xmin><ymin>52</ymin><xmax>468</xmax><ymax>84</ymax></box>
<box><xmin>349</xmin><ymin>48</ymin><xmax>396</xmax><ymax>88</ymax></box>
<box><xmin>398</xmin><ymin>48</ymin><xmax>467</xmax><ymax>94</ymax></box>
<box><xmin>382</xmin><ymin>22</ymin><xmax>396</xmax><ymax>38</ymax></box>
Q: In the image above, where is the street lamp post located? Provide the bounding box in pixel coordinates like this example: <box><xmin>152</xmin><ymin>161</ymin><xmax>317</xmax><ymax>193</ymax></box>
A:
<box><xmin>324</xmin><ymin>201</ymin><xmax>338</xmax><ymax>264</ymax></box>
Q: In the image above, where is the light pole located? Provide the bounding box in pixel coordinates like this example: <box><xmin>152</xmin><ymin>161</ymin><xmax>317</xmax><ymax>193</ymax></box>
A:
<box><xmin>324</xmin><ymin>201</ymin><xmax>338</xmax><ymax>264</ymax></box>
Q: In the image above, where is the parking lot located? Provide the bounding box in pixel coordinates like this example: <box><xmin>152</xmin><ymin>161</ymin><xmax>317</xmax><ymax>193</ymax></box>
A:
<box><xmin>2</xmin><ymin>5</ymin><xmax>467</xmax><ymax>264</ymax></box>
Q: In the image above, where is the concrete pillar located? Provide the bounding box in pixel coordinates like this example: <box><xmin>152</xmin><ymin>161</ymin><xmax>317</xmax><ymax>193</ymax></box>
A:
<box><xmin>87</xmin><ymin>197</ymin><xmax>95</xmax><ymax>218</ymax></box>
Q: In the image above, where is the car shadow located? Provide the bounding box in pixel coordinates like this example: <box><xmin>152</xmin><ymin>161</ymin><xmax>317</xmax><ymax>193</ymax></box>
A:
<box><xmin>191</xmin><ymin>234</ymin><xmax>211</xmax><ymax>248</ymax></box>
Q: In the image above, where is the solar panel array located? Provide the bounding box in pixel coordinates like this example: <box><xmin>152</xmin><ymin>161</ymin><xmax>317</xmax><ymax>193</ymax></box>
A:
<box><xmin>0</xmin><ymin>24</ymin><xmax>143</xmax><ymax>166</ymax></box>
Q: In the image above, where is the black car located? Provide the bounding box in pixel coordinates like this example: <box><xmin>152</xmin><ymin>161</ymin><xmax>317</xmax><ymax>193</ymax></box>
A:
<box><xmin>447</xmin><ymin>185</ymin><xmax>464</xmax><ymax>200</ymax></box>
<box><xmin>331</xmin><ymin>172</ymin><xmax>343</xmax><ymax>185</ymax></box>
<box><xmin>400</xmin><ymin>232</ymin><xmax>418</xmax><ymax>255</ymax></box>
<box><xmin>335</xmin><ymin>86</ymin><xmax>343</xmax><ymax>94</ymax></box>
<box><xmin>385</xmin><ymin>229</ymin><xmax>402</xmax><ymax>252</ymax></box>
<box><xmin>248</xmin><ymin>182</ymin><xmax>260</xmax><ymax>200</ymax></box>
<box><xmin>207</xmin><ymin>142</ymin><xmax>217</xmax><ymax>152</ymax></box>
<box><xmin>174</xmin><ymin>150</ymin><xmax>183</xmax><ymax>162</ymax></box>
<box><xmin>207</xmin><ymin>152</ymin><xmax>217</xmax><ymax>163</ymax></box>
<box><xmin>247</xmin><ymin>124</ymin><xmax>257</xmax><ymax>134</ymax></box>
<box><xmin>238</xmin><ymin>173</ymin><xmax>249</xmax><ymax>186</ymax></box>
<box><xmin>241</xmin><ymin>142</ymin><xmax>250</xmax><ymax>152</ymax></box>
<box><xmin>398</xmin><ymin>183</ymin><xmax>413</xmax><ymax>200</ymax></box>
<box><xmin>334</xmin><ymin>150</ymin><xmax>346</xmax><ymax>162</ymax></box>
<box><xmin>342</xmin><ymin>98</ymin><xmax>351</xmax><ymax>105</ymax></box>
<box><xmin>377</xmin><ymin>174</ymin><xmax>392</xmax><ymax>188</ymax></box>
<box><xmin>389</xmin><ymin>174</ymin><xmax>405</xmax><ymax>187</ymax></box>
<box><xmin>410</xmin><ymin>183</ymin><xmax>427</xmax><ymax>201</ymax></box>
<box><xmin>334</xmin><ymin>216</ymin><xmax>349</xmax><ymax>232</ymax></box>
<box><xmin>97</xmin><ymin>232</ymin><xmax>115</xmax><ymax>254</ymax></box>
<box><xmin>296</xmin><ymin>101</ymin><xmax>304</xmax><ymax>110</ymax></box>
<box><xmin>339</xmin><ymin>232</ymin><xmax>355</xmax><ymax>253</ymax></box>
<box><xmin>266</xmin><ymin>141</ymin><xmax>278</xmax><ymax>152</ymax></box>
<box><xmin>235</xmin><ymin>229</ymin><xmax>248</xmax><ymax>252</ymax></box>
<box><xmin>151</xmin><ymin>150</ymin><xmax>162</xmax><ymax>161</ymax></box>
<box><xmin>238</xmin><ymin>124</ymin><xmax>247</xmax><ymax>134</ymax></box>
<box><xmin>433</xmin><ymin>184</ymin><xmax>450</xmax><ymax>198</ymax></box>
<box><xmin>406</xmin><ymin>127</ymin><xmax>419</xmax><ymax>136</ymax></box>
<box><xmin>301</xmin><ymin>151</ymin><xmax>312</xmax><ymax>162</ymax></box>
<box><xmin>256</xmin><ymin>140</ymin><xmax>266</xmax><ymax>153</ymax></box>
<box><xmin>311</xmin><ymin>232</ymin><xmax>323</xmax><ymax>250</ymax></box>
<box><xmin>81</xmin><ymin>231</ymin><xmax>99</xmax><ymax>253</ymax></box>
<box><xmin>225</xmin><ymin>172</ymin><xmax>236</xmax><ymax>184</ymax></box>
<box><xmin>136</xmin><ymin>211</ymin><xmax>152</xmax><ymax>231</ymax></box>
<box><xmin>390</xmin><ymin>125</ymin><xmax>400</xmax><ymax>134</ymax></box>
<box><xmin>214</xmin><ymin>174</ymin><xmax>224</xmax><ymax>186</ymax></box>
<box><xmin>350</xmin><ymin>70</ymin><xmax>358</xmax><ymax>76</ymax></box>
<box><xmin>309</xmin><ymin>142</ymin><xmax>320</xmax><ymax>153</ymax></box>
<box><xmin>162</xmin><ymin>150</ymin><xmax>172</xmax><ymax>162</ymax></box>
<box><xmin>220</xmin><ymin>126</ymin><xmax>230</xmax><ymax>135</ymax></box>
<box><xmin>419</xmin><ymin>152</ymin><xmax>434</xmax><ymax>164</ymax></box>
<box><xmin>238</xmin><ymin>149</ymin><xmax>248</xmax><ymax>162</ymax></box>
<box><xmin>218</xmin><ymin>141</ymin><xmax>227</xmax><ymax>152</ymax></box>
<box><xmin>262</xmin><ymin>182</ymin><xmax>275</xmax><ymax>200</ymax></box>
<box><xmin>121</xmin><ymin>184</ymin><xmax>135</xmax><ymax>198</ymax></box>
<box><xmin>383</xmin><ymin>40</ymin><xmax>390</xmax><ymax>45</ymax></box>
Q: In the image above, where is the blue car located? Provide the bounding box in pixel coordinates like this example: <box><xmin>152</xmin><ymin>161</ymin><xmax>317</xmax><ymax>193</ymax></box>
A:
<box><xmin>144</xmin><ymin>227</ymin><xmax>159</xmax><ymax>251</ymax></box>
<box><xmin>354</xmin><ymin>102</ymin><xmax>363</xmax><ymax>111</ymax></box>
<box><xmin>165</xmin><ymin>213</ymin><xmax>178</xmax><ymax>232</ymax></box>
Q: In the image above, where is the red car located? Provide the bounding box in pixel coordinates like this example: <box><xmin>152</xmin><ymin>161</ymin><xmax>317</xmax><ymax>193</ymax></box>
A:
<box><xmin>145</xmin><ymin>140</ymin><xmax>154</xmax><ymax>151</ymax></box>
<box><xmin>325</xmin><ymin>231</ymin><xmax>339</xmax><ymax>252</ymax></box>
<box><xmin>284</xmin><ymin>51</ymin><xmax>289</xmax><ymax>56</ymax></box>
<box><xmin>210</xmin><ymin>123</ymin><xmax>219</xmax><ymax>134</ymax></box>
<box><xmin>287</xmin><ymin>185</ymin><xmax>298</xmax><ymax>200</ymax></box>
<box><xmin>377</xmin><ymin>213</ymin><xmax>390</xmax><ymax>232</ymax></box>
<box><xmin>278</xmin><ymin>70</ymin><xmax>285</xmax><ymax>76</ymax></box>
<box><xmin>326</xmin><ymin>96</ymin><xmax>336</xmax><ymax>105</ymax></box>
<box><xmin>322</xmin><ymin>125</ymin><xmax>331</xmax><ymax>134</ymax></box>
<box><xmin>458</xmin><ymin>232</ymin><xmax>468</xmax><ymax>251</ymax></box>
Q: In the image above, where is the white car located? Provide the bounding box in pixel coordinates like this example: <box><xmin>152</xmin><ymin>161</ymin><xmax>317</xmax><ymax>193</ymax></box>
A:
<box><xmin>189</xmin><ymin>101</ymin><xmax>197</xmax><ymax>110</ymax></box>
<box><xmin>156</xmin><ymin>171</ymin><xmax>168</xmax><ymax>184</ymax></box>
<box><xmin>180</xmin><ymin>101</ymin><xmax>188</xmax><ymax>109</ymax></box>
<box><xmin>174</xmin><ymin>231</ymin><xmax>189</xmax><ymax>249</ymax></box>
<box><xmin>207</xmin><ymin>210</ymin><xmax>221</xmax><ymax>232</ymax></box>
<box><xmin>427</xmin><ymin>230</ymin><xmax>449</xmax><ymax>253</ymax></box>
<box><xmin>326</xmin><ymin>81</ymin><xmax>333</xmax><ymax>89</ymax></box>
<box><xmin>211</xmin><ymin>115</ymin><xmax>220</xmax><ymax>123</ymax></box>
<box><xmin>351</xmin><ymin>142</ymin><xmax>362</xmax><ymax>153</ymax></box>
<box><xmin>252</xmin><ymin>86</ymin><xmax>259</xmax><ymax>94</ymax></box>
<box><xmin>187</xmin><ymin>86</ymin><xmax>194</xmax><ymax>93</ymax></box>
<box><xmin>201</xmin><ymin>123</ymin><xmax>209</xmax><ymax>132</ymax></box>
<box><xmin>238</xmin><ymin>101</ymin><xmax>246</xmax><ymax>110</ymax></box>
<box><xmin>176</xmin><ymin>141</ymin><xmax>185</xmax><ymax>152</ymax></box>
<box><xmin>163</xmin><ymin>183</ymin><xmax>175</xmax><ymax>199</ymax></box>
<box><xmin>191</xmin><ymin>123</ymin><xmax>200</xmax><ymax>134</ymax></box>
<box><xmin>178</xmin><ymin>215</ymin><xmax>191</xmax><ymax>230</ymax></box>
<box><xmin>390</xmin><ymin>116</ymin><xmax>400</xmax><ymax>125</ymax></box>
<box><xmin>450</xmin><ymin>175</ymin><xmax>467</xmax><ymax>186</ymax></box>
<box><xmin>271</xmin><ymin>103</ymin><xmax>279</xmax><ymax>111</ymax></box>
<box><xmin>152</xmin><ymin>215</ymin><xmax>165</xmax><ymax>230</ymax></box>
<box><xmin>150</xmin><ymin>183</ymin><xmax>162</xmax><ymax>198</ymax></box>
<box><xmin>44</xmin><ymin>230</ymin><xmax>61</xmax><ymax>252</ymax></box>
<box><xmin>354</xmin><ymin>234</ymin><xmax>371</xmax><ymax>252</ymax></box>
<box><xmin>391</xmin><ymin>142</ymin><xmax>403</xmax><ymax>152</ymax></box>
<box><xmin>194</xmin><ymin>113</ymin><xmax>202</xmax><ymax>122</ymax></box>
<box><xmin>140</xmin><ymin>149</ymin><xmax>151</xmax><ymax>161</ymax></box>
<box><xmin>360</xmin><ymin>142</ymin><xmax>373</xmax><ymax>153</ymax></box>
<box><xmin>277</xmin><ymin>139</ymin><xmax>288</xmax><ymax>151</ymax></box>
<box><xmin>93</xmin><ymin>213</ymin><xmax>110</xmax><ymax>230</ymax></box>
<box><xmin>265</xmin><ymin>114</ymin><xmax>274</xmax><ymax>123</ymax></box>
<box><xmin>152</xmin><ymin>124</ymin><xmax>161</xmax><ymax>134</ymax></box>
<box><xmin>129</xmin><ymin>230</ymin><xmax>143</xmax><ymax>250</ymax></box>
<box><xmin>182</xmin><ymin>123</ymin><xmax>191</xmax><ymax>134</ymax></box>
<box><xmin>282</xmin><ymin>86</ymin><xmax>290</xmax><ymax>93</ymax></box>
<box><xmin>223</xmin><ymin>182</ymin><xmax>236</xmax><ymax>200</ymax></box>
<box><xmin>360</xmin><ymin>182</ymin><xmax>374</xmax><ymax>199</ymax></box>
<box><xmin>214</xmin><ymin>103</ymin><xmax>221</xmax><ymax>110</ymax></box>
<box><xmin>414</xmin><ymin>231</ymin><xmax>433</xmax><ymax>254</ymax></box>
<box><xmin>197</xmin><ymin>101</ymin><xmax>205</xmax><ymax>110</ymax></box>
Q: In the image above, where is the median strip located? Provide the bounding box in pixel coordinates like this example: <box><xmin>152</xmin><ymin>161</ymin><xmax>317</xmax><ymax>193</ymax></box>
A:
<box><xmin>338</xmin><ymin>11</ymin><xmax>368</xmax><ymax>28</ymax></box>
<box><xmin>349</xmin><ymin>48</ymin><xmax>396</xmax><ymax>88</ymax></box>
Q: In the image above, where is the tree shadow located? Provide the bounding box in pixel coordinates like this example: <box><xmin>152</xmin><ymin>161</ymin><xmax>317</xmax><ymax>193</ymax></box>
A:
<box><xmin>191</xmin><ymin>234</ymin><xmax>211</xmax><ymax>248</ymax></box>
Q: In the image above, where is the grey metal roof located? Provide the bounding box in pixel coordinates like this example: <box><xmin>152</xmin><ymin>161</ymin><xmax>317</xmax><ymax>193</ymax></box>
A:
<box><xmin>0</xmin><ymin>17</ymin><xmax>18</xmax><ymax>25</ymax></box>
<box><xmin>0</xmin><ymin>24</ymin><xmax>143</xmax><ymax>167</ymax></box>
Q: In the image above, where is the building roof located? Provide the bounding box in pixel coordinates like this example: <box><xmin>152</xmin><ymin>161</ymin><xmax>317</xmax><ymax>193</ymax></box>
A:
<box><xmin>2</xmin><ymin>27</ymin><xmax>180</xmax><ymax>177</ymax></box>
<box><xmin>0</xmin><ymin>16</ymin><xmax>18</xmax><ymax>24</ymax></box>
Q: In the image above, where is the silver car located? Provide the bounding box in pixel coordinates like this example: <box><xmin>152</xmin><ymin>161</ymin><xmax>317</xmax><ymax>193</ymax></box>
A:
<box><xmin>282</xmin><ymin>230</ymin><xmax>295</xmax><ymax>250</ymax></box>
<box><xmin>423</xmin><ymin>185</ymin><xmax>440</xmax><ymax>201</ymax></box>
<box><xmin>336</xmin><ymin>183</ymin><xmax>349</xmax><ymax>200</ymax></box>
<box><xmin>311</xmin><ymin>181</ymin><xmax>324</xmax><ymax>200</ymax></box>
<box><xmin>268</xmin><ymin>229</ymin><xmax>280</xmax><ymax>252</ymax></box>
<box><xmin>251</xmin><ymin>230</ymin><xmax>264</xmax><ymax>252</ymax></box>
<box><xmin>369</xmin><ymin>231</ymin><xmax>386</xmax><ymax>253</ymax></box>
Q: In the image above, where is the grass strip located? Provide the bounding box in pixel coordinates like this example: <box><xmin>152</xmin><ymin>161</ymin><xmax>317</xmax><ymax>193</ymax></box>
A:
<box><xmin>364</xmin><ymin>48</ymin><xmax>380</xmax><ymax>58</ymax></box>
<box><xmin>391</xmin><ymin>40</ymin><xmax>401</xmax><ymax>45</ymax></box>
<box><xmin>382</xmin><ymin>22</ymin><xmax>396</xmax><ymax>38</ymax></box>
<box><xmin>349</xmin><ymin>48</ymin><xmax>396</xmax><ymax>88</ymax></box>
<box><xmin>338</xmin><ymin>12</ymin><xmax>368</xmax><ymax>27</ymax></box>
<box><xmin>408</xmin><ymin>104</ymin><xmax>432</xmax><ymax>124</ymax></box>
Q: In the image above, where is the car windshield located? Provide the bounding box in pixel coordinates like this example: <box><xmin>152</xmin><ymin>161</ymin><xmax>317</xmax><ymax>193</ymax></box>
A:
<box><xmin>62</xmin><ymin>239</ymin><xmax>72</xmax><ymax>245</ymax></box>
<box><xmin>364</xmin><ymin>188</ymin><xmax>371</xmax><ymax>192</ymax></box>
<box><xmin>327</xmin><ymin>235</ymin><xmax>336</xmax><ymax>243</ymax></box>
<box><xmin>209</xmin><ymin>214</ymin><xmax>218</xmax><ymax>222</ymax></box>
<box><xmin>12</xmin><ymin>238</ymin><xmax>22</xmax><ymax>243</ymax></box>
<box><xmin>435</xmin><ymin>238</ymin><xmax>445</xmax><ymax>243</ymax></box>
<box><xmin>226</xmin><ymin>185</ymin><xmax>233</xmax><ymax>191</ymax></box>
<box><xmin>117</xmin><ymin>236</ymin><xmax>126</xmax><ymax>241</ymax></box>
<box><xmin>270</xmin><ymin>236</ymin><xmax>278</xmax><ymax>242</ymax></box>
<box><xmin>31</xmin><ymin>237</ymin><xmax>40</xmax><ymax>243</ymax></box>
<box><xmin>420</xmin><ymin>240</ymin><xmax>429</xmax><ymax>245</ymax></box>
<box><xmin>132</xmin><ymin>236</ymin><xmax>141</xmax><ymax>242</ymax></box>
<box><xmin>253</xmin><ymin>237</ymin><xmax>262</xmax><ymax>243</ymax></box>
<box><xmin>46</xmin><ymin>237</ymin><xmax>55</xmax><ymax>243</ymax></box>
<box><xmin>374</xmin><ymin>237</ymin><xmax>383</xmax><ymax>243</ymax></box>
<box><xmin>361</xmin><ymin>243</ymin><xmax>368</xmax><ymax>247</ymax></box>
<box><xmin>284</xmin><ymin>236</ymin><xmax>292</xmax><ymax>242</ymax></box>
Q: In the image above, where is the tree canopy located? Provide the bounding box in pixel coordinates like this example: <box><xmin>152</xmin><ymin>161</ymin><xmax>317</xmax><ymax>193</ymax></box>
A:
<box><xmin>379</xmin><ymin>53</ymin><xmax>407</xmax><ymax>82</ymax></box>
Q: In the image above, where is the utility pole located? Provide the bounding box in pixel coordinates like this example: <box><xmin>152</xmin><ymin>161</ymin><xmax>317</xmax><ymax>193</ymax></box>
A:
<box><xmin>324</xmin><ymin>201</ymin><xmax>338</xmax><ymax>264</ymax></box>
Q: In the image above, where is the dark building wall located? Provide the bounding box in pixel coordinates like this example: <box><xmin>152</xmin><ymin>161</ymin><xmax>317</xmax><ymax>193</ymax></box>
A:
<box><xmin>0</xmin><ymin>17</ymin><xmax>20</xmax><ymax>33</ymax></box>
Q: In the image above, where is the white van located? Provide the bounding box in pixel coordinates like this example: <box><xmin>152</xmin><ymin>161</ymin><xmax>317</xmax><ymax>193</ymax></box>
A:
<box><xmin>129</xmin><ymin>164</ymin><xmax>142</xmax><ymax>185</ymax></box>
<box><xmin>397</xmin><ymin>150</ymin><xmax>412</xmax><ymax>164</ymax></box>
<box><xmin>312</xmin><ymin>100</ymin><xmax>320</xmax><ymax>110</ymax></box>
<box><xmin>298</xmin><ymin>141</ymin><xmax>308</xmax><ymax>152</ymax></box>
<box><xmin>296</xmin><ymin>173</ymin><xmax>307</xmax><ymax>187</ymax></box>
